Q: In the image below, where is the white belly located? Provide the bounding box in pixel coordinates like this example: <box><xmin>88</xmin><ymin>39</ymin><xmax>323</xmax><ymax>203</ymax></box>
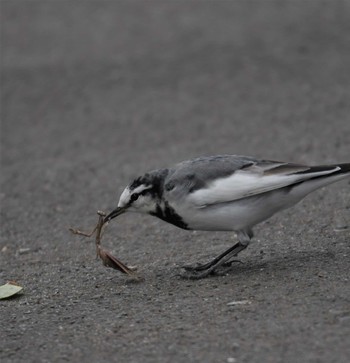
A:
<box><xmin>172</xmin><ymin>189</ymin><xmax>300</xmax><ymax>231</ymax></box>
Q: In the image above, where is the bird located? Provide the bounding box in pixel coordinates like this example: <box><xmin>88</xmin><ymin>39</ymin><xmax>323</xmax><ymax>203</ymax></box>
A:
<box><xmin>103</xmin><ymin>155</ymin><xmax>350</xmax><ymax>278</ymax></box>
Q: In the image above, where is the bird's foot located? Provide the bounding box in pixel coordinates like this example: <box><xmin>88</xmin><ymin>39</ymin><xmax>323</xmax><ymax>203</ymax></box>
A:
<box><xmin>222</xmin><ymin>259</ymin><xmax>244</xmax><ymax>267</ymax></box>
<box><xmin>177</xmin><ymin>268</ymin><xmax>217</xmax><ymax>280</ymax></box>
<box><xmin>179</xmin><ymin>259</ymin><xmax>243</xmax><ymax>279</ymax></box>
<box><xmin>181</xmin><ymin>262</ymin><xmax>213</xmax><ymax>272</ymax></box>
<box><xmin>182</xmin><ymin>259</ymin><xmax>242</xmax><ymax>272</ymax></box>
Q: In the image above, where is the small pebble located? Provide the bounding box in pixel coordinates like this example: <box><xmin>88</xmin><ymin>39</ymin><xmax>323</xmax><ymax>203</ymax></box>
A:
<box><xmin>18</xmin><ymin>248</ymin><xmax>31</xmax><ymax>255</ymax></box>
<box><xmin>333</xmin><ymin>212</ymin><xmax>348</xmax><ymax>232</ymax></box>
<box><xmin>227</xmin><ymin>300</ymin><xmax>251</xmax><ymax>306</ymax></box>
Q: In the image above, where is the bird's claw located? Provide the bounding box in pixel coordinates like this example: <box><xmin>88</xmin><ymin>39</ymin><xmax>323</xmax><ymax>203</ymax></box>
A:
<box><xmin>181</xmin><ymin>258</ymin><xmax>243</xmax><ymax>272</ymax></box>
<box><xmin>177</xmin><ymin>269</ymin><xmax>216</xmax><ymax>280</ymax></box>
<box><xmin>179</xmin><ymin>259</ymin><xmax>244</xmax><ymax>279</ymax></box>
<box><xmin>181</xmin><ymin>264</ymin><xmax>208</xmax><ymax>272</ymax></box>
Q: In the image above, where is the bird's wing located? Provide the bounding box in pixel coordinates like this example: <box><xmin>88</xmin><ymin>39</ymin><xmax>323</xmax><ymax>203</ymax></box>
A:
<box><xmin>167</xmin><ymin>156</ymin><xmax>340</xmax><ymax>207</ymax></box>
<box><xmin>164</xmin><ymin>155</ymin><xmax>259</xmax><ymax>196</ymax></box>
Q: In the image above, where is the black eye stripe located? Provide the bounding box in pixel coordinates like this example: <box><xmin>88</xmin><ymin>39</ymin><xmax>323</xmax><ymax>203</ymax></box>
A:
<box><xmin>130</xmin><ymin>188</ymin><xmax>152</xmax><ymax>202</ymax></box>
<box><xmin>130</xmin><ymin>193</ymin><xmax>139</xmax><ymax>202</ymax></box>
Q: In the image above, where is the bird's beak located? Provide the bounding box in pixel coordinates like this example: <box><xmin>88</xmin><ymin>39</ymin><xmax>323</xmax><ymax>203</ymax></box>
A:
<box><xmin>103</xmin><ymin>206</ymin><xmax>126</xmax><ymax>224</ymax></box>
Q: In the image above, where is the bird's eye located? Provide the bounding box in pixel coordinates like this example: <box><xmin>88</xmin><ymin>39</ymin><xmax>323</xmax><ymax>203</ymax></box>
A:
<box><xmin>130</xmin><ymin>193</ymin><xmax>139</xmax><ymax>202</ymax></box>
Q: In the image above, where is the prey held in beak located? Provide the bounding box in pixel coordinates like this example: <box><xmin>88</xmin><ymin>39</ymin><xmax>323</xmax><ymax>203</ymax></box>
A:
<box><xmin>69</xmin><ymin>210</ymin><xmax>140</xmax><ymax>280</ymax></box>
<box><xmin>104</xmin><ymin>206</ymin><xmax>126</xmax><ymax>224</ymax></box>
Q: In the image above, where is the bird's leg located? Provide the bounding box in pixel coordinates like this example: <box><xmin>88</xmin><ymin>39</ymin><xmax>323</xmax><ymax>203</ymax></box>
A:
<box><xmin>182</xmin><ymin>242</ymin><xmax>243</xmax><ymax>272</ymax></box>
<box><xmin>222</xmin><ymin>229</ymin><xmax>253</xmax><ymax>267</ymax></box>
<box><xmin>180</xmin><ymin>243</ymin><xmax>248</xmax><ymax>279</ymax></box>
<box><xmin>180</xmin><ymin>230</ymin><xmax>252</xmax><ymax>279</ymax></box>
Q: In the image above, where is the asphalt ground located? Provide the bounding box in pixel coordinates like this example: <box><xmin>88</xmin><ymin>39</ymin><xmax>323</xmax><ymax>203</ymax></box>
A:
<box><xmin>1</xmin><ymin>1</ymin><xmax>350</xmax><ymax>362</ymax></box>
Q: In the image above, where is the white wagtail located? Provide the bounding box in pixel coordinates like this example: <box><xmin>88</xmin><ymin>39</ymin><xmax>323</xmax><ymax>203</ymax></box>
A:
<box><xmin>104</xmin><ymin>155</ymin><xmax>350</xmax><ymax>278</ymax></box>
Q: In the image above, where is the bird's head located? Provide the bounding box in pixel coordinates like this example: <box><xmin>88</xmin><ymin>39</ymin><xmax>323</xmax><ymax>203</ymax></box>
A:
<box><xmin>104</xmin><ymin>170</ymin><xmax>167</xmax><ymax>223</ymax></box>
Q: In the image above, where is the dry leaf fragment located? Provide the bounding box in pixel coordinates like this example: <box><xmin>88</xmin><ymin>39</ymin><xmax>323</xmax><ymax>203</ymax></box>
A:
<box><xmin>0</xmin><ymin>282</ymin><xmax>23</xmax><ymax>299</ymax></box>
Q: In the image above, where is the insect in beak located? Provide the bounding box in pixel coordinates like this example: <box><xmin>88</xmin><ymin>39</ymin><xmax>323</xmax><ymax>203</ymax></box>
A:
<box><xmin>103</xmin><ymin>206</ymin><xmax>126</xmax><ymax>224</ymax></box>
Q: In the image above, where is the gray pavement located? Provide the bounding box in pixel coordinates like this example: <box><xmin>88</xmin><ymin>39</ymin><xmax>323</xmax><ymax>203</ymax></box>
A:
<box><xmin>1</xmin><ymin>1</ymin><xmax>350</xmax><ymax>362</ymax></box>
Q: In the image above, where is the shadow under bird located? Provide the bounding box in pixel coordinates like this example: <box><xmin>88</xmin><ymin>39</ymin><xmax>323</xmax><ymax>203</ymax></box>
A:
<box><xmin>104</xmin><ymin>155</ymin><xmax>350</xmax><ymax>278</ymax></box>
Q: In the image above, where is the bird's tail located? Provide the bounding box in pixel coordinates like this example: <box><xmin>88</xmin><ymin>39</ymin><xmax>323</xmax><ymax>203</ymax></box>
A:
<box><xmin>334</xmin><ymin>163</ymin><xmax>350</xmax><ymax>174</ymax></box>
<box><xmin>290</xmin><ymin>162</ymin><xmax>350</xmax><ymax>198</ymax></box>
